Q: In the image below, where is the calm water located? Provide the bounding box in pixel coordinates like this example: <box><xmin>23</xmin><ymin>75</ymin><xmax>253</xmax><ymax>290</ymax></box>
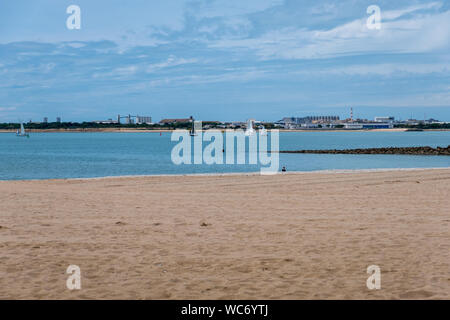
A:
<box><xmin>0</xmin><ymin>131</ymin><xmax>449</xmax><ymax>180</ymax></box>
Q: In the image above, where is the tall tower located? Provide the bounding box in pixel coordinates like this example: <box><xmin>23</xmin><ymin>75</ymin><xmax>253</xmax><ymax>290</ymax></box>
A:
<box><xmin>350</xmin><ymin>107</ymin><xmax>353</xmax><ymax>122</ymax></box>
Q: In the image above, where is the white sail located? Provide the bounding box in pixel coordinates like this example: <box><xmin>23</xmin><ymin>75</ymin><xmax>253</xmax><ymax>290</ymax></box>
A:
<box><xmin>16</xmin><ymin>122</ymin><xmax>29</xmax><ymax>137</ymax></box>
<box><xmin>245</xmin><ymin>119</ymin><xmax>255</xmax><ymax>136</ymax></box>
<box><xmin>259</xmin><ymin>125</ymin><xmax>267</xmax><ymax>136</ymax></box>
<box><xmin>190</xmin><ymin>120</ymin><xmax>198</xmax><ymax>136</ymax></box>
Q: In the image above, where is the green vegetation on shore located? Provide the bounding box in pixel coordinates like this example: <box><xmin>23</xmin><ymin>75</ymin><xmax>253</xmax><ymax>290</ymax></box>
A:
<box><xmin>0</xmin><ymin>122</ymin><xmax>190</xmax><ymax>130</ymax></box>
<box><xmin>0</xmin><ymin>121</ymin><xmax>276</xmax><ymax>130</ymax></box>
<box><xmin>0</xmin><ymin>122</ymin><xmax>448</xmax><ymax>131</ymax></box>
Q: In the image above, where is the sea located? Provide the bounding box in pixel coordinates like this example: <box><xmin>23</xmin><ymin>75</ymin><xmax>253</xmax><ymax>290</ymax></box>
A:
<box><xmin>0</xmin><ymin>131</ymin><xmax>449</xmax><ymax>180</ymax></box>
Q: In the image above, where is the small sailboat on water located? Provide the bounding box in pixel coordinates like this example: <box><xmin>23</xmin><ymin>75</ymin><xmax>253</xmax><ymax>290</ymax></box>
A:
<box><xmin>190</xmin><ymin>123</ymin><xmax>197</xmax><ymax>136</ymax></box>
<box><xmin>258</xmin><ymin>124</ymin><xmax>268</xmax><ymax>136</ymax></box>
<box><xmin>190</xmin><ymin>116</ymin><xmax>198</xmax><ymax>136</ymax></box>
<box><xmin>16</xmin><ymin>123</ymin><xmax>30</xmax><ymax>138</ymax></box>
<box><xmin>245</xmin><ymin>119</ymin><xmax>255</xmax><ymax>136</ymax></box>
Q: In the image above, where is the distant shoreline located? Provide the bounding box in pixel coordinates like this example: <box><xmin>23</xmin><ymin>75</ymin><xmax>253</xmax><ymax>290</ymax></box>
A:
<box><xmin>1</xmin><ymin>128</ymin><xmax>449</xmax><ymax>133</ymax></box>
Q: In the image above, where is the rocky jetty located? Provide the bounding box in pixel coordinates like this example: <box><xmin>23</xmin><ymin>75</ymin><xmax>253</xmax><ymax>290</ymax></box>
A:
<box><xmin>280</xmin><ymin>146</ymin><xmax>450</xmax><ymax>156</ymax></box>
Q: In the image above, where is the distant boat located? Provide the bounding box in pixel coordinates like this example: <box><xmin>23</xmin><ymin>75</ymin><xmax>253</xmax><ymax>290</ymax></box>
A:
<box><xmin>190</xmin><ymin>121</ymin><xmax>198</xmax><ymax>136</ymax></box>
<box><xmin>245</xmin><ymin>119</ymin><xmax>255</xmax><ymax>136</ymax></box>
<box><xmin>259</xmin><ymin>125</ymin><xmax>267</xmax><ymax>136</ymax></box>
<box><xmin>16</xmin><ymin>123</ymin><xmax>30</xmax><ymax>138</ymax></box>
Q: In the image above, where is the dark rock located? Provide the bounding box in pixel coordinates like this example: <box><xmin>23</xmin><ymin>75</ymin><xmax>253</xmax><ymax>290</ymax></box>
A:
<box><xmin>280</xmin><ymin>145</ymin><xmax>450</xmax><ymax>156</ymax></box>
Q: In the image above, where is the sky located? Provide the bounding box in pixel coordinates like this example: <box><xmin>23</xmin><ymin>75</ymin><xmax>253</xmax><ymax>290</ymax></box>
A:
<box><xmin>0</xmin><ymin>0</ymin><xmax>449</xmax><ymax>122</ymax></box>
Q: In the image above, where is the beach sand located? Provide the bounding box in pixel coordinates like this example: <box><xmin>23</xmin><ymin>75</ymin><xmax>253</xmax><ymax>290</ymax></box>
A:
<box><xmin>0</xmin><ymin>169</ymin><xmax>449</xmax><ymax>299</ymax></box>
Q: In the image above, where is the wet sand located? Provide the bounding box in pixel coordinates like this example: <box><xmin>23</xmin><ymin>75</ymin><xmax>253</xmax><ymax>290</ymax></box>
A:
<box><xmin>0</xmin><ymin>168</ymin><xmax>449</xmax><ymax>299</ymax></box>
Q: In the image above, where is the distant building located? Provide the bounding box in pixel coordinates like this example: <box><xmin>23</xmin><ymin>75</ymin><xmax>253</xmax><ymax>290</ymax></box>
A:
<box><xmin>280</xmin><ymin>116</ymin><xmax>340</xmax><ymax>125</ymax></box>
<box><xmin>404</xmin><ymin>119</ymin><xmax>420</xmax><ymax>125</ymax></box>
<box><xmin>136</xmin><ymin>116</ymin><xmax>152</xmax><ymax>124</ymax></box>
<box><xmin>424</xmin><ymin>118</ymin><xmax>440</xmax><ymax>124</ymax></box>
<box><xmin>301</xmin><ymin>116</ymin><xmax>340</xmax><ymax>123</ymax></box>
<box><xmin>344</xmin><ymin>122</ymin><xmax>393</xmax><ymax>129</ymax></box>
<box><xmin>94</xmin><ymin>119</ymin><xmax>119</xmax><ymax>124</ymax></box>
<box><xmin>56</xmin><ymin>117</ymin><xmax>61</xmax><ymax>123</ymax></box>
<box><xmin>124</xmin><ymin>117</ymin><xmax>134</xmax><ymax>125</ymax></box>
<box><xmin>374</xmin><ymin>116</ymin><xmax>394</xmax><ymax>123</ymax></box>
<box><xmin>400</xmin><ymin>118</ymin><xmax>441</xmax><ymax>125</ymax></box>
<box><xmin>228</xmin><ymin>122</ymin><xmax>245</xmax><ymax>128</ymax></box>
<box><xmin>279</xmin><ymin>116</ymin><xmax>340</xmax><ymax>128</ymax></box>
<box><xmin>301</xmin><ymin>123</ymin><xmax>320</xmax><ymax>128</ymax></box>
<box><xmin>281</xmin><ymin>117</ymin><xmax>297</xmax><ymax>124</ymax></box>
<box><xmin>159</xmin><ymin>118</ymin><xmax>192</xmax><ymax>125</ymax></box>
<box><xmin>344</xmin><ymin>123</ymin><xmax>364</xmax><ymax>129</ymax></box>
<box><xmin>43</xmin><ymin>117</ymin><xmax>48</xmax><ymax>123</ymax></box>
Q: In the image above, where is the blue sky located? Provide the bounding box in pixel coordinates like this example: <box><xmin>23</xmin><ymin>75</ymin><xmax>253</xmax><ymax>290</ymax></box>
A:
<box><xmin>0</xmin><ymin>0</ymin><xmax>449</xmax><ymax>122</ymax></box>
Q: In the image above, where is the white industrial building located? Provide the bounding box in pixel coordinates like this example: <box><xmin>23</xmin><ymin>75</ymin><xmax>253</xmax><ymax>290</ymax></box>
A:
<box><xmin>374</xmin><ymin>116</ymin><xmax>395</xmax><ymax>123</ymax></box>
<box><xmin>135</xmin><ymin>116</ymin><xmax>152</xmax><ymax>124</ymax></box>
<box><xmin>344</xmin><ymin>122</ymin><xmax>394</xmax><ymax>129</ymax></box>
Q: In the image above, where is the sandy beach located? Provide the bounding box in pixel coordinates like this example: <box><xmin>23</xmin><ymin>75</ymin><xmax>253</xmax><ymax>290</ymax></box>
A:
<box><xmin>0</xmin><ymin>168</ymin><xmax>449</xmax><ymax>299</ymax></box>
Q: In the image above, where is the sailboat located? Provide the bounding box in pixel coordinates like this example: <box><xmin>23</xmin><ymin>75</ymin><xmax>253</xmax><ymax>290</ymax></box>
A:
<box><xmin>16</xmin><ymin>123</ymin><xmax>30</xmax><ymax>138</ymax></box>
<box><xmin>259</xmin><ymin>125</ymin><xmax>268</xmax><ymax>136</ymax></box>
<box><xmin>189</xmin><ymin>120</ymin><xmax>198</xmax><ymax>136</ymax></box>
<box><xmin>244</xmin><ymin>119</ymin><xmax>255</xmax><ymax>136</ymax></box>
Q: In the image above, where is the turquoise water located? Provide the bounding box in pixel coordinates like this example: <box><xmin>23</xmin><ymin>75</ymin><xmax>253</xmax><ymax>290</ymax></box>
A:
<box><xmin>0</xmin><ymin>131</ymin><xmax>449</xmax><ymax>180</ymax></box>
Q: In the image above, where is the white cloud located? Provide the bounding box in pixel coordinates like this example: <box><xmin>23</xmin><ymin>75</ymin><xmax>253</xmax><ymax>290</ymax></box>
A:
<box><xmin>382</xmin><ymin>1</ymin><xmax>442</xmax><ymax>20</ymax></box>
<box><xmin>197</xmin><ymin>25</ymin><xmax>219</xmax><ymax>34</ymax></box>
<box><xmin>114</xmin><ymin>66</ymin><xmax>138</xmax><ymax>76</ymax></box>
<box><xmin>146</xmin><ymin>55</ymin><xmax>197</xmax><ymax>73</ymax></box>
<box><xmin>310</xmin><ymin>3</ymin><xmax>337</xmax><ymax>15</ymax></box>
<box><xmin>292</xmin><ymin>63</ymin><xmax>450</xmax><ymax>76</ymax></box>
<box><xmin>90</xmin><ymin>55</ymin><xmax>197</xmax><ymax>79</ymax></box>
<box><xmin>62</xmin><ymin>42</ymin><xmax>87</xmax><ymax>49</ymax></box>
<box><xmin>0</xmin><ymin>107</ymin><xmax>17</xmax><ymax>111</ymax></box>
<box><xmin>359</xmin><ymin>91</ymin><xmax>450</xmax><ymax>108</ymax></box>
<box><xmin>93</xmin><ymin>65</ymin><xmax>138</xmax><ymax>79</ymax></box>
<box><xmin>190</xmin><ymin>0</ymin><xmax>283</xmax><ymax>19</ymax></box>
<box><xmin>210</xmin><ymin>6</ymin><xmax>450</xmax><ymax>60</ymax></box>
<box><xmin>131</xmin><ymin>68</ymin><xmax>267</xmax><ymax>90</ymax></box>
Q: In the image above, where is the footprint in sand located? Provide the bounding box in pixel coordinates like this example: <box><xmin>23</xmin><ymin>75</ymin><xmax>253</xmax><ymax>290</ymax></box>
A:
<box><xmin>399</xmin><ymin>290</ymin><xmax>435</xmax><ymax>299</ymax></box>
